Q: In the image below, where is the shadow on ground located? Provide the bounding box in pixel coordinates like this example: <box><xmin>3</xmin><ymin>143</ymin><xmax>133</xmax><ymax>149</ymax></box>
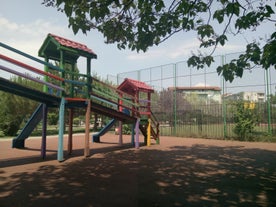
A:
<box><xmin>0</xmin><ymin>143</ymin><xmax>134</xmax><ymax>168</ymax></box>
<box><xmin>0</xmin><ymin>144</ymin><xmax>275</xmax><ymax>207</ymax></box>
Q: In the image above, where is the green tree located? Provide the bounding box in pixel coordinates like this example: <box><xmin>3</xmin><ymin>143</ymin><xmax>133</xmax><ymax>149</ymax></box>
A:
<box><xmin>43</xmin><ymin>0</ymin><xmax>275</xmax><ymax>82</ymax></box>
<box><xmin>271</xmin><ymin>94</ymin><xmax>276</xmax><ymax>104</ymax></box>
<box><xmin>48</xmin><ymin>111</ymin><xmax>59</xmax><ymax>125</ymax></box>
<box><xmin>0</xmin><ymin>92</ymin><xmax>38</xmax><ymax>136</ymax></box>
<box><xmin>0</xmin><ymin>77</ymin><xmax>40</xmax><ymax>136</ymax></box>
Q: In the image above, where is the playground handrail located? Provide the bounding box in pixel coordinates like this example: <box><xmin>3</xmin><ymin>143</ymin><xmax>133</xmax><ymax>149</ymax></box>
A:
<box><xmin>92</xmin><ymin>77</ymin><xmax>137</xmax><ymax>100</ymax></box>
<box><xmin>91</xmin><ymin>93</ymin><xmax>138</xmax><ymax>114</ymax></box>
<box><xmin>0</xmin><ymin>65</ymin><xmax>64</xmax><ymax>92</ymax></box>
<box><xmin>0</xmin><ymin>54</ymin><xmax>64</xmax><ymax>81</ymax></box>
<box><xmin>91</xmin><ymin>77</ymin><xmax>140</xmax><ymax>117</ymax></box>
<box><xmin>0</xmin><ymin>42</ymin><xmax>92</xmax><ymax>98</ymax></box>
<box><xmin>0</xmin><ymin>42</ymin><xmax>63</xmax><ymax>73</ymax></box>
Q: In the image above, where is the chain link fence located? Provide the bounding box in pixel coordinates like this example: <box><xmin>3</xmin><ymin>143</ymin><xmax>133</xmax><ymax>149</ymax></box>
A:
<box><xmin>107</xmin><ymin>52</ymin><xmax>276</xmax><ymax>141</ymax></box>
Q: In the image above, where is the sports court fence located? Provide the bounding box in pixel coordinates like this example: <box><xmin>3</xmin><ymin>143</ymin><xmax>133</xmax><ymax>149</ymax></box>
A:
<box><xmin>107</xmin><ymin>52</ymin><xmax>276</xmax><ymax>140</ymax></box>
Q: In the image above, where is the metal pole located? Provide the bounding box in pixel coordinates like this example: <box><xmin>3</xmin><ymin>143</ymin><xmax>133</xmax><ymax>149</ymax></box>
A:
<box><xmin>135</xmin><ymin>118</ymin><xmax>140</xmax><ymax>148</ymax></box>
<box><xmin>87</xmin><ymin>58</ymin><xmax>91</xmax><ymax>98</ymax></box>
<box><xmin>118</xmin><ymin>121</ymin><xmax>123</xmax><ymax>145</ymax></box>
<box><xmin>147</xmin><ymin>119</ymin><xmax>151</xmax><ymax>146</ymax></box>
<box><xmin>60</xmin><ymin>50</ymin><xmax>65</xmax><ymax>97</ymax></box>
<box><xmin>266</xmin><ymin>68</ymin><xmax>272</xmax><ymax>134</ymax></box>
<box><xmin>173</xmin><ymin>64</ymin><xmax>177</xmax><ymax>136</ymax></box>
<box><xmin>161</xmin><ymin>66</ymin><xmax>163</xmax><ymax>90</ymax></box>
<box><xmin>222</xmin><ymin>55</ymin><xmax>227</xmax><ymax>138</ymax></box>
<box><xmin>68</xmin><ymin>108</ymin><xmax>73</xmax><ymax>155</ymax></box>
<box><xmin>138</xmin><ymin>70</ymin><xmax>141</xmax><ymax>81</ymax></box>
<box><xmin>84</xmin><ymin>100</ymin><xmax>91</xmax><ymax>157</ymax></box>
<box><xmin>41</xmin><ymin>104</ymin><xmax>48</xmax><ymax>159</ymax></box>
<box><xmin>43</xmin><ymin>56</ymin><xmax>49</xmax><ymax>93</ymax></box>
<box><xmin>58</xmin><ymin>98</ymin><xmax>65</xmax><ymax>162</ymax></box>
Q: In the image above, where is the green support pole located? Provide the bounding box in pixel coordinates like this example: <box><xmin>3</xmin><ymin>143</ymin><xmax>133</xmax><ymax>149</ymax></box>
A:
<box><xmin>58</xmin><ymin>97</ymin><xmax>65</xmax><ymax>162</ymax></box>
<box><xmin>116</xmin><ymin>74</ymin><xmax>119</xmax><ymax>85</ymax></box>
<box><xmin>84</xmin><ymin>100</ymin><xmax>91</xmax><ymax>157</ymax></box>
<box><xmin>131</xmin><ymin>122</ymin><xmax>135</xmax><ymax>146</ymax></box>
<box><xmin>60</xmin><ymin>50</ymin><xmax>65</xmax><ymax>97</ymax></box>
<box><xmin>137</xmin><ymin>70</ymin><xmax>141</xmax><ymax>81</ymax></box>
<box><xmin>87</xmin><ymin>58</ymin><xmax>91</xmax><ymax>98</ymax></box>
<box><xmin>173</xmin><ymin>64</ymin><xmax>177</xmax><ymax>136</ymax></box>
<box><xmin>43</xmin><ymin>56</ymin><xmax>49</xmax><ymax>93</ymax></box>
<box><xmin>70</xmin><ymin>63</ymin><xmax>75</xmax><ymax>97</ymax></box>
<box><xmin>222</xmin><ymin>55</ymin><xmax>227</xmax><ymax>139</ymax></box>
<box><xmin>266</xmin><ymin>68</ymin><xmax>272</xmax><ymax>135</ymax></box>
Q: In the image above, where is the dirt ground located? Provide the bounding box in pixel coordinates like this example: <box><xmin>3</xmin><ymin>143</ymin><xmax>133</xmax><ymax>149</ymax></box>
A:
<box><xmin>0</xmin><ymin>134</ymin><xmax>276</xmax><ymax>207</ymax></box>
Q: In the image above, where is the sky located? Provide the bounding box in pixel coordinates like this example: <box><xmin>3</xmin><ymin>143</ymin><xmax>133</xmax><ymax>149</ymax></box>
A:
<box><xmin>0</xmin><ymin>0</ymin><xmax>275</xmax><ymax>93</ymax></box>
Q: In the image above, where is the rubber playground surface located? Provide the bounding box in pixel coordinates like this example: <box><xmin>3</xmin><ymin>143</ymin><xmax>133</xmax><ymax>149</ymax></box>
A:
<box><xmin>0</xmin><ymin>134</ymin><xmax>276</xmax><ymax>207</ymax></box>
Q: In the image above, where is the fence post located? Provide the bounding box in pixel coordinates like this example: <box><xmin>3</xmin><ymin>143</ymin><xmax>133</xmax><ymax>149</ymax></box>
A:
<box><xmin>266</xmin><ymin>68</ymin><xmax>272</xmax><ymax>135</ymax></box>
<box><xmin>173</xmin><ymin>63</ymin><xmax>177</xmax><ymax>136</ymax></box>
<box><xmin>222</xmin><ymin>55</ymin><xmax>227</xmax><ymax>139</ymax></box>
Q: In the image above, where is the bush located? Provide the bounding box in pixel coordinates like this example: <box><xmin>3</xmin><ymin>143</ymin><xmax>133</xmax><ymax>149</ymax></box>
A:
<box><xmin>48</xmin><ymin>112</ymin><xmax>59</xmax><ymax>125</ymax></box>
<box><xmin>122</xmin><ymin>124</ymin><xmax>131</xmax><ymax>135</ymax></box>
<box><xmin>233</xmin><ymin>101</ymin><xmax>259</xmax><ymax>141</ymax></box>
<box><xmin>73</xmin><ymin>117</ymin><xmax>81</xmax><ymax>126</ymax></box>
<box><xmin>0</xmin><ymin>119</ymin><xmax>22</xmax><ymax>136</ymax></box>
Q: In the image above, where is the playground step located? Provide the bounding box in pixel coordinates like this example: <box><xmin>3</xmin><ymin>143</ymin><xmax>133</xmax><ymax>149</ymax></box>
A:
<box><xmin>139</xmin><ymin>123</ymin><xmax>158</xmax><ymax>141</ymax></box>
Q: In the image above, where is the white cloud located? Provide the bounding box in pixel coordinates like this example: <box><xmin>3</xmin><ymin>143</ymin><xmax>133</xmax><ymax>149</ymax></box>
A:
<box><xmin>0</xmin><ymin>17</ymin><xmax>70</xmax><ymax>56</ymax></box>
<box><xmin>125</xmin><ymin>36</ymin><xmax>245</xmax><ymax>64</ymax></box>
<box><xmin>0</xmin><ymin>16</ymin><xmax>73</xmax><ymax>78</ymax></box>
<box><xmin>0</xmin><ymin>17</ymin><xmax>18</xmax><ymax>31</ymax></box>
<box><xmin>126</xmin><ymin>38</ymin><xmax>199</xmax><ymax>62</ymax></box>
<box><xmin>127</xmin><ymin>49</ymin><xmax>166</xmax><ymax>60</ymax></box>
<box><xmin>168</xmin><ymin>38</ymin><xmax>200</xmax><ymax>59</ymax></box>
<box><xmin>195</xmin><ymin>82</ymin><xmax>210</xmax><ymax>87</ymax></box>
<box><xmin>215</xmin><ymin>43</ymin><xmax>244</xmax><ymax>55</ymax></box>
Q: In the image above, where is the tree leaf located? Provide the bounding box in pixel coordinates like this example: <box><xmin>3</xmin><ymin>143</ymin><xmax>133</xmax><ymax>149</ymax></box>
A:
<box><xmin>213</xmin><ymin>10</ymin><xmax>224</xmax><ymax>23</ymax></box>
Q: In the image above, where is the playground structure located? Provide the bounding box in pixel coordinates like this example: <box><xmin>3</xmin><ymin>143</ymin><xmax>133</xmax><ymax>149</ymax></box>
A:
<box><xmin>0</xmin><ymin>33</ymin><xmax>159</xmax><ymax>161</ymax></box>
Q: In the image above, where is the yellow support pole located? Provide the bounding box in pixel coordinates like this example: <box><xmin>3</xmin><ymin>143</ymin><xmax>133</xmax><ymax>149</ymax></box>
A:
<box><xmin>147</xmin><ymin>119</ymin><xmax>151</xmax><ymax>146</ymax></box>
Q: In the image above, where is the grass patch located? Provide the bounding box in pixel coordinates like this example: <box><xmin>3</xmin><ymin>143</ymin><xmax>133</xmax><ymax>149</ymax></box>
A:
<box><xmin>160</xmin><ymin>124</ymin><xmax>276</xmax><ymax>142</ymax></box>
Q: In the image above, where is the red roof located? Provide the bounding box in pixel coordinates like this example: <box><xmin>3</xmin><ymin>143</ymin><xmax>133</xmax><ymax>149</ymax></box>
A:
<box><xmin>118</xmin><ymin>78</ymin><xmax>154</xmax><ymax>95</ymax></box>
<box><xmin>49</xmin><ymin>33</ymin><xmax>97</xmax><ymax>56</ymax></box>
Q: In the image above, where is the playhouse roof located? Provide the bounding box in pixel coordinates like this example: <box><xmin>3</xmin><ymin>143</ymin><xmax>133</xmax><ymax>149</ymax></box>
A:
<box><xmin>118</xmin><ymin>78</ymin><xmax>154</xmax><ymax>95</ymax></box>
<box><xmin>38</xmin><ymin>33</ymin><xmax>97</xmax><ymax>63</ymax></box>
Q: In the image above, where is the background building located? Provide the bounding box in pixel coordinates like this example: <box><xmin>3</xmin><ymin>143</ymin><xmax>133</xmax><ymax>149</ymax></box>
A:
<box><xmin>168</xmin><ymin>86</ymin><xmax>222</xmax><ymax>104</ymax></box>
<box><xmin>224</xmin><ymin>91</ymin><xmax>265</xmax><ymax>102</ymax></box>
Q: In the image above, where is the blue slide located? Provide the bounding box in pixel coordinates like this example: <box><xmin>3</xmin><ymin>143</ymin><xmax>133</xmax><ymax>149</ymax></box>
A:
<box><xmin>93</xmin><ymin>119</ymin><xmax>116</xmax><ymax>142</ymax></box>
<box><xmin>12</xmin><ymin>104</ymin><xmax>44</xmax><ymax>148</ymax></box>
